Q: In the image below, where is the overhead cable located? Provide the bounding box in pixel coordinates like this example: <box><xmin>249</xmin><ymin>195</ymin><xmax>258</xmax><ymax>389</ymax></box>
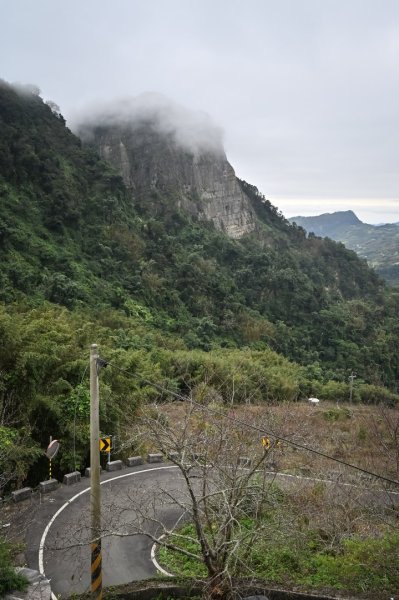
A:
<box><xmin>100</xmin><ymin>358</ymin><xmax>399</xmax><ymax>487</ymax></box>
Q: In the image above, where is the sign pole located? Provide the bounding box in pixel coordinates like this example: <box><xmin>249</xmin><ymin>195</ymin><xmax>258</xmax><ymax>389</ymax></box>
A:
<box><xmin>46</xmin><ymin>437</ymin><xmax>60</xmax><ymax>480</ymax></box>
<box><xmin>90</xmin><ymin>344</ymin><xmax>102</xmax><ymax>599</ymax></box>
<box><xmin>49</xmin><ymin>435</ymin><xmax>52</xmax><ymax>480</ymax></box>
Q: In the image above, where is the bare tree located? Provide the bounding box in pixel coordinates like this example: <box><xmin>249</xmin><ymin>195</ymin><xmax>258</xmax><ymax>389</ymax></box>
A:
<box><xmin>122</xmin><ymin>400</ymin><xmax>284</xmax><ymax>599</ymax></box>
<box><xmin>38</xmin><ymin>398</ymin><xmax>399</xmax><ymax>599</ymax></box>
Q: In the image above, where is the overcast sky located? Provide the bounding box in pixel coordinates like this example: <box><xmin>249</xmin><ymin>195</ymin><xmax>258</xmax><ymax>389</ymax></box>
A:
<box><xmin>1</xmin><ymin>0</ymin><xmax>399</xmax><ymax>223</ymax></box>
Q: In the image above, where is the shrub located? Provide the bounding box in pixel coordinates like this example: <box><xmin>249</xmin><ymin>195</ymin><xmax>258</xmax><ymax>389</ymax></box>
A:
<box><xmin>322</xmin><ymin>407</ymin><xmax>351</xmax><ymax>422</ymax></box>
<box><xmin>0</xmin><ymin>540</ymin><xmax>28</xmax><ymax>595</ymax></box>
<box><xmin>358</xmin><ymin>383</ymin><xmax>399</xmax><ymax>406</ymax></box>
<box><xmin>320</xmin><ymin>381</ymin><xmax>349</xmax><ymax>403</ymax></box>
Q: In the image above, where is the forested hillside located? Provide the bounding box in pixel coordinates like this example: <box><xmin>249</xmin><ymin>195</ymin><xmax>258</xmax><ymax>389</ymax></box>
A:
<box><xmin>1</xmin><ymin>79</ymin><xmax>399</xmax><ymax>487</ymax></box>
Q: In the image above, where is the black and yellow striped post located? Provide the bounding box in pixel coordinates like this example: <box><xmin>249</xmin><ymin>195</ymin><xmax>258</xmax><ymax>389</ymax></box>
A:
<box><xmin>91</xmin><ymin>539</ymin><xmax>102</xmax><ymax>598</ymax></box>
<box><xmin>90</xmin><ymin>344</ymin><xmax>102</xmax><ymax>599</ymax></box>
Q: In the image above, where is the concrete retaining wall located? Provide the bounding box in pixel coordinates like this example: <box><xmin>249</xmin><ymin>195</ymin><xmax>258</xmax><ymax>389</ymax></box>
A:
<box><xmin>84</xmin><ymin>466</ymin><xmax>102</xmax><ymax>478</ymax></box>
<box><xmin>11</xmin><ymin>487</ymin><xmax>32</xmax><ymax>503</ymax></box>
<box><xmin>106</xmin><ymin>460</ymin><xmax>123</xmax><ymax>472</ymax></box>
<box><xmin>70</xmin><ymin>580</ymin><xmax>348</xmax><ymax>600</ymax></box>
<box><xmin>147</xmin><ymin>453</ymin><xmax>163</xmax><ymax>463</ymax></box>
<box><xmin>126</xmin><ymin>456</ymin><xmax>144</xmax><ymax>467</ymax></box>
<box><xmin>7</xmin><ymin>451</ymin><xmax>174</xmax><ymax>500</ymax></box>
<box><xmin>39</xmin><ymin>479</ymin><xmax>58</xmax><ymax>494</ymax></box>
<box><xmin>63</xmin><ymin>471</ymin><xmax>81</xmax><ymax>485</ymax></box>
<box><xmin>167</xmin><ymin>452</ymin><xmax>179</xmax><ymax>462</ymax></box>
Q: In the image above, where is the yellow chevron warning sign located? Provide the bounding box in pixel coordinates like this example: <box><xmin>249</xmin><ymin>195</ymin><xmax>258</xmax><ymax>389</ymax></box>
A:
<box><xmin>99</xmin><ymin>437</ymin><xmax>111</xmax><ymax>452</ymax></box>
<box><xmin>261</xmin><ymin>436</ymin><xmax>271</xmax><ymax>450</ymax></box>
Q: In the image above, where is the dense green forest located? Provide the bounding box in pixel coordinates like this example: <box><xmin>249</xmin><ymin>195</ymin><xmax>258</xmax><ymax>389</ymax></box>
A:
<box><xmin>1</xmin><ymin>79</ymin><xmax>399</xmax><ymax>489</ymax></box>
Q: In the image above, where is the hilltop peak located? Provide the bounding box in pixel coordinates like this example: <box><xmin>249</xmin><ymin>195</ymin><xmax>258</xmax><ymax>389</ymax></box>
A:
<box><xmin>288</xmin><ymin>209</ymin><xmax>399</xmax><ymax>285</ymax></box>
<box><xmin>73</xmin><ymin>93</ymin><xmax>225</xmax><ymax>157</ymax></box>
<box><xmin>76</xmin><ymin>96</ymin><xmax>257</xmax><ymax>239</ymax></box>
<box><xmin>290</xmin><ymin>210</ymin><xmax>362</xmax><ymax>227</ymax></box>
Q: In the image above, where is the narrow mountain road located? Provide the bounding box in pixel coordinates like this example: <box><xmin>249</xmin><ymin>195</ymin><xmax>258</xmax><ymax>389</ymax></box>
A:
<box><xmin>26</xmin><ymin>464</ymin><xmax>182</xmax><ymax>598</ymax></box>
<box><xmin>25</xmin><ymin>463</ymin><xmax>398</xmax><ymax>599</ymax></box>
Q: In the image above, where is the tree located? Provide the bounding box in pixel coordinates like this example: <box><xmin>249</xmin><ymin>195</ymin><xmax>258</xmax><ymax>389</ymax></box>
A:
<box><xmin>36</xmin><ymin>397</ymin><xmax>399</xmax><ymax>599</ymax></box>
<box><xmin>124</xmin><ymin>400</ymin><xmax>282</xmax><ymax>599</ymax></box>
<box><xmin>45</xmin><ymin>100</ymin><xmax>62</xmax><ymax>118</ymax></box>
<box><xmin>0</xmin><ymin>426</ymin><xmax>42</xmax><ymax>497</ymax></box>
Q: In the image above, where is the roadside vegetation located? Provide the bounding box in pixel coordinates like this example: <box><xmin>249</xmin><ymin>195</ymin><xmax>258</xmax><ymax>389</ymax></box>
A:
<box><xmin>120</xmin><ymin>401</ymin><xmax>399</xmax><ymax>600</ymax></box>
<box><xmin>1</xmin><ymin>300</ymin><xmax>399</xmax><ymax>493</ymax></box>
<box><xmin>0</xmin><ymin>540</ymin><xmax>28</xmax><ymax>595</ymax></box>
<box><xmin>158</xmin><ymin>503</ymin><xmax>399</xmax><ymax>598</ymax></box>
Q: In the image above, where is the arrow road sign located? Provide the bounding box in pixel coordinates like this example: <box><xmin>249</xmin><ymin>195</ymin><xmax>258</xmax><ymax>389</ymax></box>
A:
<box><xmin>261</xmin><ymin>436</ymin><xmax>271</xmax><ymax>450</ymax></box>
<box><xmin>99</xmin><ymin>437</ymin><xmax>111</xmax><ymax>453</ymax></box>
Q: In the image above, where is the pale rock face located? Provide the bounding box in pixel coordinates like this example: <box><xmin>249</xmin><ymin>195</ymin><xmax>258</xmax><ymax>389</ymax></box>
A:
<box><xmin>90</xmin><ymin>124</ymin><xmax>257</xmax><ymax>239</ymax></box>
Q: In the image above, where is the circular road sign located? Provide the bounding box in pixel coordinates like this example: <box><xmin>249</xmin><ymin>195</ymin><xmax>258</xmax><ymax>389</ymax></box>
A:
<box><xmin>46</xmin><ymin>439</ymin><xmax>60</xmax><ymax>460</ymax></box>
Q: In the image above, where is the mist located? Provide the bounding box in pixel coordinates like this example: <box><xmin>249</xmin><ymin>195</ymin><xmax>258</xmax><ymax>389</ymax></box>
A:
<box><xmin>9</xmin><ymin>81</ymin><xmax>41</xmax><ymax>98</ymax></box>
<box><xmin>71</xmin><ymin>93</ymin><xmax>225</xmax><ymax>156</ymax></box>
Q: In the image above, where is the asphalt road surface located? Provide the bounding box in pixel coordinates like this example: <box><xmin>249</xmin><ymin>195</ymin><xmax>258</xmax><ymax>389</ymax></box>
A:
<box><xmin>25</xmin><ymin>462</ymin><xmax>399</xmax><ymax>599</ymax></box>
<box><xmin>26</xmin><ymin>464</ymin><xmax>183</xmax><ymax>598</ymax></box>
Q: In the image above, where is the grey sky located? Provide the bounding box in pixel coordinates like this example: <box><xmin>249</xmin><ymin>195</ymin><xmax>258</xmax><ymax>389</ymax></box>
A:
<box><xmin>1</xmin><ymin>0</ymin><xmax>399</xmax><ymax>223</ymax></box>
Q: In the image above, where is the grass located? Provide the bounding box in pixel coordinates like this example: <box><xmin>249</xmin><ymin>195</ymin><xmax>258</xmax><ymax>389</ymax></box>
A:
<box><xmin>159</xmin><ymin>400</ymin><xmax>399</xmax><ymax>483</ymax></box>
<box><xmin>158</xmin><ymin>524</ymin><xmax>206</xmax><ymax>578</ymax></box>
<box><xmin>157</xmin><ymin>484</ymin><xmax>399</xmax><ymax>598</ymax></box>
<box><xmin>160</xmin><ymin>528</ymin><xmax>399</xmax><ymax>596</ymax></box>
<box><xmin>151</xmin><ymin>399</ymin><xmax>399</xmax><ymax>598</ymax></box>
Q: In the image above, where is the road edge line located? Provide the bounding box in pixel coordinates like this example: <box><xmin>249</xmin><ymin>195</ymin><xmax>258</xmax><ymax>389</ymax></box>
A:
<box><xmin>151</xmin><ymin>535</ymin><xmax>174</xmax><ymax>577</ymax></box>
<box><xmin>38</xmin><ymin>465</ymin><xmax>178</xmax><ymax>599</ymax></box>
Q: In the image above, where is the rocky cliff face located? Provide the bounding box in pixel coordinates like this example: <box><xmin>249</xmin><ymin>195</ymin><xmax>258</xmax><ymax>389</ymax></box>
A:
<box><xmin>82</xmin><ymin>121</ymin><xmax>257</xmax><ymax>238</ymax></box>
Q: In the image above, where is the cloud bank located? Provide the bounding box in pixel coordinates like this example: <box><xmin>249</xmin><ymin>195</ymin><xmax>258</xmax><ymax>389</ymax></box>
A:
<box><xmin>71</xmin><ymin>93</ymin><xmax>225</xmax><ymax>156</ymax></box>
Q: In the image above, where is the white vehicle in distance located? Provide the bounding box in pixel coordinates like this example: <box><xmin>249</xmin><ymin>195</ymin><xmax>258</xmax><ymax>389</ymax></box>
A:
<box><xmin>308</xmin><ymin>397</ymin><xmax>320</xmax><ymax>405</ymax></box>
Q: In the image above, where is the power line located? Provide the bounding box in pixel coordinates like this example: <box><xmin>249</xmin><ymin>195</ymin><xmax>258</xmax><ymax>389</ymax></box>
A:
<box><xmin>100</xmin><ymin>358</ymin><xmax>399</xmax><ymax>487</ymax></box>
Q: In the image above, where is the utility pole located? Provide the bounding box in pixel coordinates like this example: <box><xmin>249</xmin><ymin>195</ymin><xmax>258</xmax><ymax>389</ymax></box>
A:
<box><xmin>90</xmin><ymin>344</ymin><xmax>102</xmax><ymax>599</ymax></box>
<box><xmin>349</xmin><ymin>372</ymin><xmax>356</xmax><ymax>404</ymax></box>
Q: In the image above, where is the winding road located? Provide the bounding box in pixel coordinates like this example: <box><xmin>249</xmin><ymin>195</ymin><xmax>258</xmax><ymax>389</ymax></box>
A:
<box><xmin>26</xmin><ymin>464</ymin><xmax>183</xmax><ymax>598</ymax></box>
<box><xmin>25</xmin><ymin>462</ymin><xmax>399</xmax><ymax>599</ymax></box>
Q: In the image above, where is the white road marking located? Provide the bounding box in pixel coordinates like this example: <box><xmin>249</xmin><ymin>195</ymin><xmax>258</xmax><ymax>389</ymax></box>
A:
<box><xmin>38</xmin><ymin>465</ymin><xmax>179</xmax><ymax>600</ymax></box>
<box><xmin>150</xmin><ymin>535</ymin><xmax>173</xmax><ymax>577</ymax></box>
<box><xmin>38</xmin><ymin>464</ymin><xmax>399</xmax><ymax>599</ymax></box>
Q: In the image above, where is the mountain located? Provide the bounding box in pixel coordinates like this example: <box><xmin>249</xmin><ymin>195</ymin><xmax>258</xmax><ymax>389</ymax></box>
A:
<box><xmin>77</xmin><ymin>95</ymin><xmax>258</xmax><ymax>239</ymax></box>
<box><xmin>0</xmin><ymin>80</ymin><xmax>394</xmax><ymax>362</ymax></box>
<box><xmin>289</xmin><ymin>210</ymin><xmax>361</xmax><ymax>236</ymax></box>
<box><xmin>1</xmin><ymin>79</ymin><xmax>399</xmax><ymax>486</ymax></box>
<box><xmin>289</xmin><ymin>211</ymin><xmax>399</xmax><ymax>286</ymax></box>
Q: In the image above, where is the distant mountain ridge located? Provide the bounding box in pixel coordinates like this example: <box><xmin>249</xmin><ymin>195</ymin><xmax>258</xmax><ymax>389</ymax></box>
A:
<box><xmin>289</xmin><ymin>211</ymin><xmax>399</xmax><ymax>286</ymax></box>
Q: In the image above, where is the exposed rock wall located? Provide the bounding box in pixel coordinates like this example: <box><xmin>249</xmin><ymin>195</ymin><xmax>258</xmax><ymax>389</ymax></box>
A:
<box><xmin>90</xmin><ymin>123</ymin><xmax>257</xmax><ymax>238</ymax></box>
